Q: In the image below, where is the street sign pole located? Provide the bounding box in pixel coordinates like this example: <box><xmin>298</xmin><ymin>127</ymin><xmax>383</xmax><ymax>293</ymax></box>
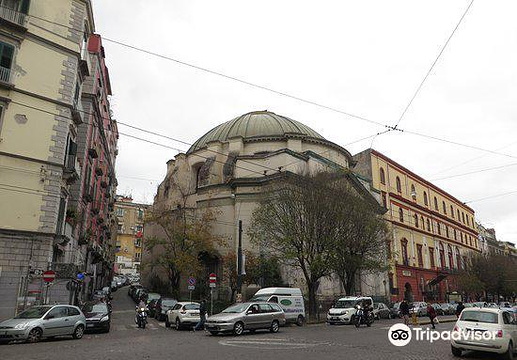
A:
<box><xmin>210</xmin><ymin>288</ymin><xmax>213</xmax><ymax>316</ymax></box>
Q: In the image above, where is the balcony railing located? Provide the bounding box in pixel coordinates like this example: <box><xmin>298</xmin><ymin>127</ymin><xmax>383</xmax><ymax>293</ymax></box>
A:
<box><xmin>0</xmin><ymin>65</ymin><xmax>12</xmax><ymax>83</ymax></box>
<box><xmin>0</xmin><ymin>5</ymin><xmax>28</xmax><ymax>27</ymax></box>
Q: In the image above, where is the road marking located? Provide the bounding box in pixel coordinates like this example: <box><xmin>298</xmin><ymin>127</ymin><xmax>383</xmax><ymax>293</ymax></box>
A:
<box><xmin>219</xmin><ymin>338</ymin><xmax>330</xmax><ymax>350</ymax></box>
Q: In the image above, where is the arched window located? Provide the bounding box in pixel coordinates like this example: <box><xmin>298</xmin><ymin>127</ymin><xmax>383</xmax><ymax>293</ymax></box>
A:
<box><xmin>434</xmin><ymin>197</ymin><xmax>438</xmax><ymax>210</ymax></box>
<box><xmin>442</xmin><ymin>201</ymin><xmax>447</xmax><ymax>214</ymax></box>
<box><xmin>411</xmin><ymin>184</ymin><xmax>416</xmax><ymax>200</ymax></box>
<box><xmin>436</xmin><ymin>222</ymin><xmax>441</xmax><ymax>235</ymax></box>
<box><xmin>439</xmin><ymin>243</ymin><xmax>445</xmax><ymax>268</ymax></box>
<box><xmin>447</xmin><ymin>245</ymin><xmax>454</xmax><ymax>269</ymax></box>
<box><xmin>453</xmin><ymin>229</ymin><xmax>457</xmax><ymax>240</ymax></box>
<box><xmin>462</xmin><ymin>212</ymin><xmax>465</xmax><ymax>223</ymax></box>
<box><xmin>445</xmin><ymin>226</ymin><xmax>449</xmax><ymax>238</ymax></box>
<box><xmin>380</xmin><ymin>168</ymin><xmax>386</xmax><ymax>185</ymax></box>
<box><xmin>460</xmin><ymin>233</ymin><xmax>463</xmax><ymax>243</ymax></box>
<box><xmin>399</xmin><ymin>208</ymin><xmax>404</xmax><ymax>222</ymax></box>
<box><xmin>401</xmin><ymin>238</ymin><xmax>409</xmax><ymax>266</ymax></box>
<box><xmin>423</xmin><ymin>191</ymin><xmax>428</xmax><ymax>206</ymax></box>
<box><xmin>451</xmin><ymin>205</ymin><xmax>454</xmax><ymax>218</ymax></box>
<box><xmin>420</xmin><ymin>216</ymin><xmax>424</xmax><ymax>229</ymax></box>
<box><xmin>457</xmin><ymin>209</ymin><xmax>460</xmax><ymax>220</ymax></box>
<box><xmin>414</xmin><ymin>214</ymin><xmax>419</xmax><ymax>227</ymax></box>
<box><xmin>396</xmin><ymin>176</ymin><xmax>402</xmax><ymax>193</ymax></box>
<box><xmin>466</xmin><ymin>215</ymin><xmax>470</xmax><ymax>226</ymax></box>
<box><xmin>426</xmin><ymin>218</ymin><xmax>431</xmax><ymax>232</ymax></box>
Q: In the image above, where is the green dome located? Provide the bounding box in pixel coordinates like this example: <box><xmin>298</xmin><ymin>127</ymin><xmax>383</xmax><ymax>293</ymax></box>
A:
<box><xmin>187</xmin><ymin>111</ymin><xmax>327</xmax><ymax>154</ymax></box>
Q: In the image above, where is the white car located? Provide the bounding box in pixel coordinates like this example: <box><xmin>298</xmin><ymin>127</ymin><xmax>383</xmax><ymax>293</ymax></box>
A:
<box><xmin>165</xmin><ymin>302</ymin><xmax>200</xmax><ymax>330</ymax></box>
<box><xmin>451</xmin><ymin>307</ymin><xmax>517</xmax><ymax>359</ymax></box>
<box><xmin>327</xmin><ymin>296</ymin><xmax>373</xmax><ymax>325</ymax></box>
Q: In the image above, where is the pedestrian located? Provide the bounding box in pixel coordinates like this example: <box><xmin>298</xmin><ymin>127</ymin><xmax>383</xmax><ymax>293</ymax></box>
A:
<box><xmin>455</xmin><ymin>301</ymin><xmax>465</xmax><ymax>318</ymax></box>
<box><xmin>427</xmin><ymin>303</ymin><xmax>437</xmax><ymax>329</ymax></box>
<box><xmin>400</xmin><ymin>300</ymin><xmax>410</xmax><ymax>326</ymax></box>
<box><xmin>194</xmin><ymin>299</ymin><xmax>207</xmax><ymax>332</ymax></box>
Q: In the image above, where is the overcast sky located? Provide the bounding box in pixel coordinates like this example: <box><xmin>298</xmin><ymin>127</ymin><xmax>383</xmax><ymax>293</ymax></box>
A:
<box><xmin>92</xmin><ymin>0</ymin><xmax>516</xmax><ymax>244</ymax></box>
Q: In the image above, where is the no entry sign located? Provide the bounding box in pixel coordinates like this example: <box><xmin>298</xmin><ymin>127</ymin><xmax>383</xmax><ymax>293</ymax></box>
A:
<box><xmin>43</xmin><ymin>270</ymin><xmax>56</xmax><ymax>283</ymax></box>
<box><xmin>209</xmin><ymin>273</ymin><xmax>216</xmax><ymax>288</ymax></box>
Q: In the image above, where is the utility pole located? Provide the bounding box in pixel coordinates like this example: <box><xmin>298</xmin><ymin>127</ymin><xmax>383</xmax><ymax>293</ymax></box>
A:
<box><xmin>236</xmin><ymin>220</ymin><xmax>243</xmax><ymax>293</ymax></box>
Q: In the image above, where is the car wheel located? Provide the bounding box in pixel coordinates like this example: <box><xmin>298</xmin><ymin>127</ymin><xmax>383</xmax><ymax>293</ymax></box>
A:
<box><xmin>209</xmin><ymin>331</ymin><xmax>219</xmax><ymax>336</ymax></box>
<box><xmin>233</xmin><ymin>322</ymin><xmax>244</xmax><ymax>336</ymax></box>
<box><xmin>451</xmin><ymin>345</ymin><xmax>462</xmax><ymax>357</ymax></box>
<box><xmin>503</xmin><ymin>341</ymin><xmax>513</xmax><ymax>360</ymax></box>
<box><xmin>270</xmin><ymin>320</ymin><xmax>279</xmax><ymax>333</ymax></box>
<box><xmin>27</xmin><ymin>328</ymin><xmax>42</xmax><ymax>343</ymax></box>
<box><xmin>73</xmin><ymin>325</ymin><xmax>85</xmax><ymax>339</ymax></box>
<box><xmin>165</xmin><ymin>317</ymin><xmax>171</xmax><ymax>328</ymax></box>
<box><xmin>296</xmin><ymin>315</ymin><xmax>304</xmax><ymax>326</ymax></box>
<box><xmin>175</xmin><ymin>318</ymin><xmax>181</xmax><ymax>330</ymax></box>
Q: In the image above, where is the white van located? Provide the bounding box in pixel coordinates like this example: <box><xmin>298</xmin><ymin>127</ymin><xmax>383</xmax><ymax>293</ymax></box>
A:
<box><xmin>327</xmin><ymin>296</ymin><xmax>374</xmax><ymax>325</ymax></box>
<box><xmin>251</xmin><ymin>287</ymin><xmax>306</xmax><ymax>325</ymax></box>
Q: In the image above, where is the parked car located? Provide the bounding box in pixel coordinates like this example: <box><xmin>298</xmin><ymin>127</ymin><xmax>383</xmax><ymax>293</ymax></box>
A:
<box><xmin>165</xmin><ymin>302</ymin><xmax>200</xmax><ymax>330</ymax></box>
<box><xmin>0</xmin><ymin>305</ymin><xmax>86</xmax><ymax>343</ymax></box>
<box><xmin>82</xmin><ymin>301</ymin><xmax>111</xmax><ymax>333</ymax></box>
<box><xmin>440</xmin><ymin>303</ymin><xmax>455</xmax><ymax>315</ymax></box>
<box><xmin>430</xmin><ymin>303</ymin><xmax>444</xmax><ymax>316</ymax></box>
<box><xmin>205</xmin><ymin>302</ymin><xmax>286</xmax><ymax>336</ymax></box>
<box><xmin>451</xmin><ymin>307</ymin><xmax>517</xmax><ymax>359</ymax></box>
<box><xmin>154</xmin><ymin>298</ymin><xmax>177</xmax><ymax>321</ymax></box>
<box><xmin>327</xmin><ymin>296</ymin><xmax>373</xmax><ymax>325</ymax></box>
<box><xmin>410</xmin><ymin>302</ymin><xmax>428</xmax><ymax>317</ymax></box>
<box><xmin>373</xmin><ymin>302</ymin><xmax>390</xmax><ymax>319</ymax></box>
<box><xmin>390</xmin><ymin>302</ymin><xmax>401</xmax><ymax>319</ymax></box>
<box><xmin>133</xmin><ymin>288</ymin><xmax>148</xmax><ymax>302</ymax></box>
<box><xmin>250</xmin><ymin>287</ymin><xmax>305</xmax><ymax>325</ymax></box>
<box><xmin>128</xmin><ymin>283</ymin><xmax>142</xmax><ymax>297</ymax></box>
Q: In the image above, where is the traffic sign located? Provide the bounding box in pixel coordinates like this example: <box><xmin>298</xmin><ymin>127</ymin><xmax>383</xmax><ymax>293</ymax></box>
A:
<box><xmin>209</xmin><ymin>273</ymin><xmax>216</xmax><ymax>283</ymax></box>
<box><xmin>188</xmin><ymin>285</ymin><xmax>195</xmax><ymax>291</ymax></box>
<box><xmin>77</xmin><ymin>272</ymin><xmax>85</xmax><ymax>281</ymax></box>
<box><xmin>43</xmin><ymin>270</ymin><xmax>56</xmax><ymax>283</ymax></box>
<box><xmin>187</xmin><ymin>277</ymin><xmax>196</xmax><ymax>286</ymax></box>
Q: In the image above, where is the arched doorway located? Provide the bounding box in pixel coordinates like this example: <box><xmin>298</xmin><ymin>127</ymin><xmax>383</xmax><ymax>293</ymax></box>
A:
<box><xmin>404</xmin><ymin>282</ymin><xmax>413</xmax><ymax>302</ymax></box>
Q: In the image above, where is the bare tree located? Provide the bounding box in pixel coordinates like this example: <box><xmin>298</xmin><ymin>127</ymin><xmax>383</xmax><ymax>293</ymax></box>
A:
<box><xmin>249</xmin><ymin>171</ymin><xmax>386</xmax><ymax>319</ymax></box>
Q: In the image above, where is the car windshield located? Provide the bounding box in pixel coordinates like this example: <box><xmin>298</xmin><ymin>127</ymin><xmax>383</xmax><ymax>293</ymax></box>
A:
<box><xmin>184</xmin><ymin>304</ymin><xmax>200</xmax><ymax>311</ymax></box>
<box><xmin>250</xmin><ymin>296</ymin><xmax>269</xmax><ymax>302</ymax></box>
<box><xmin>15</xmin><ymin>306</ymin><xmax>52</xmax><ymax>319</ymax></box>
<box><xmin>460</xmin><ymin>311</ymin><xmax>498</xmax><ymax>324</ymax></box>
<box><xmin>222</xmin><ymin>304</ymin><xmax>249</xmax><ymax>313</ymax></box>
<box><xmin>162</xmin><ymin>299</ymin><xmax>176</xmax><ymax>306</ymax></box>
<box><xmin>82</xmin><ymin>303</ymin><xmax>108</xmax><ymax>313</ymax></box>
<box><xmin>148</xmin><ymin>293</ymin><xmax>160</xmax><ymax>300</ymax></box>
<box><xmin>334</xmin><ymin>300</ymin><xmax>357</xmax><ymax>308</ymax></box>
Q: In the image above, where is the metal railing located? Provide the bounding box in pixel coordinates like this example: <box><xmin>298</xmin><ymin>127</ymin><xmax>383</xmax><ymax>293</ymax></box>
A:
<box><xmin>0</xmin><ymin>5</ymin><xmax>27</xmax><ymax>27</ymax></box>
<box><xmin>0</xmin><ymin>65</ymin><xmax>12</xmax><ymax>83</ymax></box>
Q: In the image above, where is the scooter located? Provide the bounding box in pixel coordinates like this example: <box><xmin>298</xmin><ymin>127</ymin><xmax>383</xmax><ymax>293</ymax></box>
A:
<box><xmin>135</xmin><ymin>306</ymin><xmax>147</xmax><ymax>329</ymax></box>
<box><xmin>353</xmin><ymin>305</ymin><xmax>374</xmax><ymax>327</ymax></box>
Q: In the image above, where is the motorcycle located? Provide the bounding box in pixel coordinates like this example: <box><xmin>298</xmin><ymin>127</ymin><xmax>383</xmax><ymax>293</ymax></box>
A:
<box><xmin>135</xmin><ymin>306</ymin><xmax>148</xmax><ymax>329</ymax></box>
<box><xmin>353</xmin><ymin>304</ymin><xmax>374</xmax><ymax>327</ymax></box>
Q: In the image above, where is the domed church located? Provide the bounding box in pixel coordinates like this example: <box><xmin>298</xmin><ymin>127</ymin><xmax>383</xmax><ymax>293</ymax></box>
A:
<box><xmin>143</xmin><ymin>111</ymin><xmax>384</xmax><ymax>298</ymax></box>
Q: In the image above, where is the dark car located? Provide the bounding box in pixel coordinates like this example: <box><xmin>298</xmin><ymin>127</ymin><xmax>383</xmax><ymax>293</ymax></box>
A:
<box><xmin>128</xmin><ymin>283</ymin><xmax>142</xmax><ymax>298</ymax></box>
<box><xmin>133</xmin><ymin>288</ymin><xmax>148</xmax><ymax>303</ymax></box>
<box><xmin>390</xmin><ymin>302</ymin><xmax>401</xmax><ymax>319</ymax></box>
<box><xmin>82</xmin><ymin>302</ymin><xmax>111</xmax><ymax>333</ymax></box>
<box><xmin>154</xmin><ymin>298</ymin><xmax>178</xmax><ymax>321</ymax></box>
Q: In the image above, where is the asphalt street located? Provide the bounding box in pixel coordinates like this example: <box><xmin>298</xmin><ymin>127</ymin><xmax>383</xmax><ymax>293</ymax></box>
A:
<box><xmin>0</xmin><ymin>288</ymin><xmax>496</xmax><ymax>360</ymax></box>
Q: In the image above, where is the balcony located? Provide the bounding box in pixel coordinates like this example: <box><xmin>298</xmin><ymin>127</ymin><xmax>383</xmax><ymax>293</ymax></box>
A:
<box><xmin>0</xmin><ymin>5</ymin><xmax>28</xmax><ymax>29</ymax></box>
<box><xmin>79</xmin><ymin>46</ymin><xmax>91</xmax><ymax>77</ymax></box>
<box><xmin>71</xmin><ymin>98</ymin><xmax>83</xmax><ymax>125</ymax></box>
<box><xmin>51</xmin><ymin>263</ymin><xmax>81</xmax><ymax>279</ymax></box>
<box><xmin>63</xmin><ymin>156</ymin><xmax>80</xmax><ymax>184</ymax></box>
<box><xmin>0</xmin><ymin>65</ymin><xmax>13</xmax><ymax>86</ymax></box>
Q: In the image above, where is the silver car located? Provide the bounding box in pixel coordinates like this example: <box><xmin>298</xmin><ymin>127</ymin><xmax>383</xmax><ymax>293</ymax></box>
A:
<box><xmin>0</xmin><ymin>305</ymin><xmax>86</xmax><ymax>343</ymax></box>
<box><xmin>205</xmin><ymin>302</ymin><xmax>286</xmax><ymax>336</ymax></box>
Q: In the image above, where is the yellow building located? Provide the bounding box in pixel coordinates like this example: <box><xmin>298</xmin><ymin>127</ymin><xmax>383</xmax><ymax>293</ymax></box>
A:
<box><xmin>114</xmin><ymin>196</ymin><xmax>148</xmax><ymax>276</ymax></box>
<box><xmin>0</xmin><ymin>0</ymin><xmax>102</xmax><ymax>318</ymax></box>
<box><xmin>354</xmin><ymin>149</ymin><xmax>480</xmax><ymax>302</ymax></box>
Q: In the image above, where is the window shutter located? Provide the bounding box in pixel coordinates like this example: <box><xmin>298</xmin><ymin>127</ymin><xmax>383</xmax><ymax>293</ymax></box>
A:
<box><xmin>21</xmin><ymin>0</ymin><xmax>31</xmax><ymax>14</ymax></box>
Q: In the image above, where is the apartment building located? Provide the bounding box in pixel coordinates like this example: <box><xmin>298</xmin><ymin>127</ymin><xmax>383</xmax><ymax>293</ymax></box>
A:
<box><xmin>0</xmin><ymin>0</ymin><xmax>117</xmax><ymax>318</ymax></box>
<box><xmin>114</xmin><ymin>196</ymin><xmax>147</xmax><ymax>276</ymax></box>
<box><xmin>354</xmin><ymin>149</ymin><xmax>480</xmax><ymax>303</ymax></box>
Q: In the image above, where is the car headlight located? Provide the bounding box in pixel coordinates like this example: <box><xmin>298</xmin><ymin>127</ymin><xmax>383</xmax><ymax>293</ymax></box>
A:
<box><xmin>100</xmin><ymin>315</ymin><xmax>109</xmax><ymax>322</ymax></box>
<box><xmin>342</xmin><ymin>310</ymin><xmax>348</xmax><ymax>315</ymax></box>
<box><xmin>14</xmin><ymin>323</ymin><xmax>28</xmax><ymax>330</ymax></box>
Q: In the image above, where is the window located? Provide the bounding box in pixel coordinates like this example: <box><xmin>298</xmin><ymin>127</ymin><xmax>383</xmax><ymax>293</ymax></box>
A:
<box><xmin>426</xmin><ymin>218</ymin><xmax>431</xmax><ymax>232</ymax></box>
<box><xmin>434</xmin><ymin>197</ymin><xmax>438</xmax><ymax>210</ymax></box>
<box><xmin>456</xmin><ymin>249</ymin><xmax>461</xmax><ymax>270</ymax></box>
<box><xmin>420</xmin><ymin>216</ymin><xmax>424</xmax><ymax>229</ymax></box>
<box><xmin>436</xmin><ymin>222</ymin><xmax>441</xmax><ymax>235</ymax></box>
<box><xmin>447</xmin><ymin>245</ymin><xmax>453</xmax><ymax>269</ymax></box>
<box><xmin>0</xmin><ymin>0</ymin><xmax>30</xmax><ymax>14</ymax></box>
<box><xmin>0</xmin><ymin>41</ymin><xmax>15</xmax><ymax>83</ymax></box>
<box><xmin>457</xmin><ymin>209</ymin><xmax>460</xmax><ymax>220</ymax></box>
<box><xmin>445</xmin><ymin>226</ymin><xmax>449</xmax><ymax>238</ymax></box>
<box><xmin>451</xmin><ymin>205</ymin><xmax>454</xmax><ymax>218</ymax></box>
<box><xmin>417</xmin><ymin>244</ymin><xmax>423</xmax><ymax>268</ymax></box>
<box><xmin>68</xmin><ymin>307</ymin><xmax>80</xmax><ymax>316</ymax></box>
<box><xmin>401</xmin><ymin>239</ymin><xmax>409</xmax><ymax>266</ymax></box>
<box><xmin>453</xmin><ymin>229</ymin><xmax>457</xmax><ymax>240</ymax></box>
<box><xmin>439</xmin><ymin>243</ymin><xmax>445</xmax><ymax>268</ymax></box>
<box><xmin>381</xmin><ymin>192</ymin><xmax>387</xmax><ymax>208</ymax></box>
<box><xmin>423</xmin><ymin>191</ymin><xmax>428</xmax><ymax>206</ymax></box>
<box><xmin>396</xmin><ymin>176</ymin><xmax>402</xmax><ymax>193</ymax></box>
<box><xmin>466</xmin><ymin>215</ymin><xmax>470</xmax><ymax>226</ymax></box>
<box><xmin>137</xmin><ymin>209</ymin><xmax>144</xmax><ymax>220</ymax></box>
<box><xmin>259</xmin><ymin>303</ymin><xmax>273</xmax><ymax>313</ymax></box>
<box><xmin>56</xmin><ymin>197</ymin><xmax>66</xmax><ymax>235</ymax></box>
<box><xmin>46</xmin><ymin>306</ymin><xmax>68</xmax><ymax>319</ymax></box>
<box><xmin>429</xmin><ymin>247</ymin><xmax>435</xmax><ymax>268</ymax></box>
<box><xmin>399</xmin><ymin>208</ymin><xmax>404</xmax><ymax>222</ymax></box>
<box><xmin>134</xmin><ymin>252</ymin><xmax>141</xmax><ymax>262</ymax></box>
<box><xmin>380</xmin><ymin>168</ymin><xmax>386</xmax><ymax>185</ymax></box>
<box><xmin>469</xmin><ymin>236</ymin><xmax>473</xmax><ymax>247</ymax></box>
<box><xmin>460</xmin><ymin>233</ymin><xmax>463</xmax><ymax>243</ymax></box>
<box><xmin>442</xmin><ymin>201</ymin><xmax>447</xmax><ymax>214</ymax></box>
<box><xmin>411</xmin><ymin>184</ymin><xmax>416</xmax><ymax>200</ymax></box>
<box><xmin>116</xmin><ymin>207</ymin><xmax>124</xmax><ymax>217</ymax></box>
<box><xmin>414</xmin><ymin>214</ymin><xmax>418</xmax><ymax>227</ymax></box>
<box><xmin>462</xmin><ymin>212</ymin><xmax>465</xmax><ymax>223</ymax></box>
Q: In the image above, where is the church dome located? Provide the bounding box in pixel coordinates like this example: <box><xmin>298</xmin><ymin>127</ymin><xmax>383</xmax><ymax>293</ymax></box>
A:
<box><xmin>187</xmin><ymin>111</ymin><xmax>330</xmax><ymax>154</ymax></box>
